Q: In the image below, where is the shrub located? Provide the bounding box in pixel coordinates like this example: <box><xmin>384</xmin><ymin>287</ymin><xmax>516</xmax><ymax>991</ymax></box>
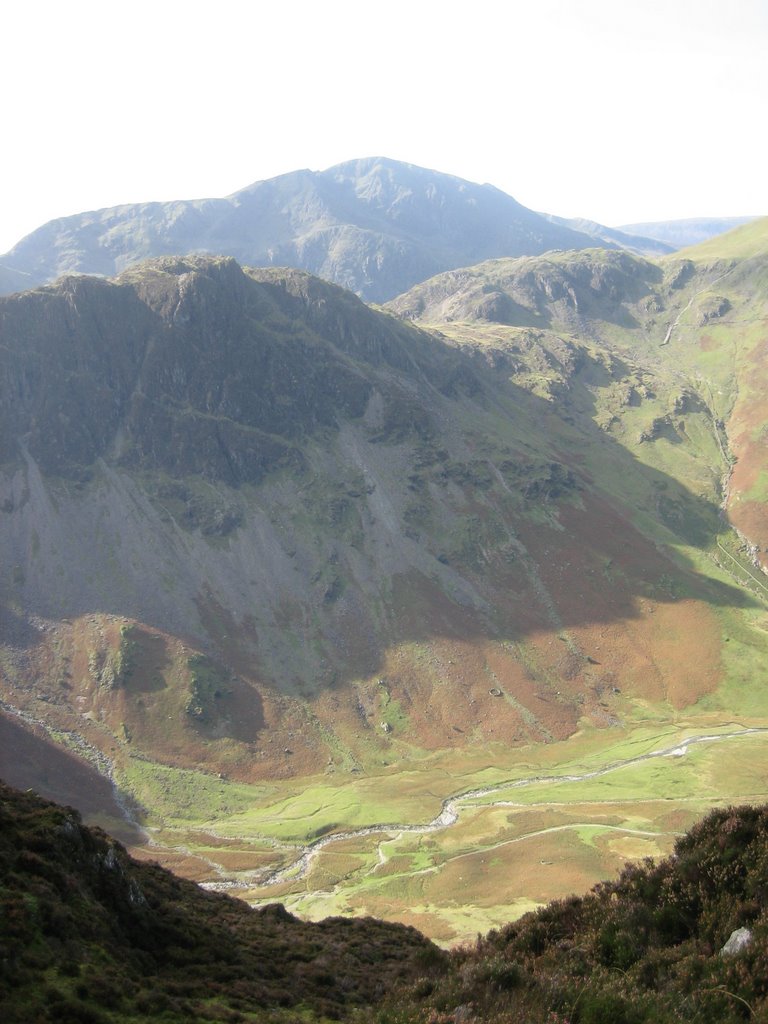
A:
<box><xmin>577</xmin><ymin>991</ymin><xmax>644</xmax><ymax>1024</ymax></box>
<box><xmin>596</xmin><ymin>923</ymin><xmax>644</xmax><ymax>970</ymax></box>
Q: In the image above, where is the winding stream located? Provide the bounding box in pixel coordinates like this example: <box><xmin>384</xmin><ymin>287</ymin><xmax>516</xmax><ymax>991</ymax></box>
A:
<box><xmin>201</xmin><ymin>727</ymin><xmax>767</xmax><ymax>894</ymax></box>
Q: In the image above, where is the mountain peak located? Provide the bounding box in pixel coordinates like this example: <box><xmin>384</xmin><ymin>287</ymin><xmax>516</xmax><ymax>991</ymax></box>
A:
<box><xmin>326</xmin><ymin>154</ymin><xmax>473</xmax><ymax>183</ymax></box>
<box><xmin>0</xmin><ymin>159</ymin><xmax>608</xmax><ymax>302</ymax></box>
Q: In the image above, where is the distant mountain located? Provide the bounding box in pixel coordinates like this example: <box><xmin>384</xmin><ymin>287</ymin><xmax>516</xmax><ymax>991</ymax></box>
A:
<box><xmin>0</xmin><ymin>262</ymin><xmax>34</xmax><ymax>294</ymax></box>
<box><xmin>540</xmin><ymin>213</ymin><xmax>675</xmax><ymax>256</ymax></box>
<box><xmin>620</xmin><ymin>215</ymin><xmax>759</xmax><ymax>248</ymax></box>
<box><xmin>0</xmin><ymin>158</ymin><xmax>635</xmax><ymax>302</ymax></box>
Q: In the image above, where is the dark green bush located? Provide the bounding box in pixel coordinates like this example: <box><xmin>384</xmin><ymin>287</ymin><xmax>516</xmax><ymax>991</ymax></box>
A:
<box><xmin>597</xmin><ymin>922</ymin><xmax>645</xmax><ymax>970</ymax></box>
<box><xmin>577</xmin><ymin>991</ymin><xmax>644</xmax><ymax>1024</ymax></box>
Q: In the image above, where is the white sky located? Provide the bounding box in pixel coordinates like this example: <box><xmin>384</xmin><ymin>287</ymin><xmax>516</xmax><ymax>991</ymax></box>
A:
<box><xmin>1</xmin><ymin>0</ymin><xmax>765</xmax><ymax>254</ymax></box>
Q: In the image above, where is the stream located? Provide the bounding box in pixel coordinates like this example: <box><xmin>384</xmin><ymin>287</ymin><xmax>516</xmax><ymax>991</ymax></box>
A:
<box><xmin>200</xmin><ymin>727</ymin><xmax>767</xmax><ymax>893</ymax></box>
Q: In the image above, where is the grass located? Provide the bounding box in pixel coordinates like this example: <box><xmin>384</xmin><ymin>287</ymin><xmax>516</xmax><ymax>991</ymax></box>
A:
<box><xmin>469</xmin><ymin>740</ymin><xmax>746</xmax><ymax>807</ymax></box>
<box><xmin>740</xmin><ymin>466</ymin><xmax>768</xmax><ymax>504</ymax></box>
<box><xmin>118</xmin><ymin>756</ymin><xmax>267</xmax><ymax>825</ymax></box>
<box><xmin>274</xmin><ymin>797</ymin><xmax>686</xmax><ymax>943</ymax></box>
<box><xmin>698</xmin><ymin>617</ymin><xmax>768</xmax><ymax>717</ymax></box>
<box><xmin>209</xmin><ymin>770</ymin><xmax>449</xmax><ymax>842</ymax></box>
<box><xmin>673</xmin><ymin>215</ymin><xmax>768</xmax><ymax>261</ymax></box>
<box><xmin>135</xmin><ymin>716</ymin><xmax>764</xmax><ymax>944</ymax></box>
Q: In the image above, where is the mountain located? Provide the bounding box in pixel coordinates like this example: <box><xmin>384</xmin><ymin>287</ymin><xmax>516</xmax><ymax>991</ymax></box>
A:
<box><xmin>620</xmin><ymin>215</ymin><xmax>759</xmax><ymax>248</ymax></box>
<box><xmin>0</xmin><ymin>261</ymin><xmax>35</xmax><ymax>294</ymax></box>
<box><xmin>5</xmin><ymin>255</ymin><xmax>726</xmax><ymax>773</ymax></box>
<box><xmin>2</xmin><ymin>221</ymin><xmax>768</xmax><ymax>943</ymax></box>
<box><xmin>389</xmin><ymin>218</ymin><xmax>768</xmax><ymax>572</ymax></box>
<box><xmin>540</xmin><ymin>213</ymin><xmax>675</xmax><ymax>256</ymax></box>
<box><xmin>388</xmin><ymin>246</ymin><xmax>664</xmax><ymax>326</ymax></box>
<box><xmin>0</xmin><ymin>158</ymin><xmax>638</xmax><ymax>302</ymax></box>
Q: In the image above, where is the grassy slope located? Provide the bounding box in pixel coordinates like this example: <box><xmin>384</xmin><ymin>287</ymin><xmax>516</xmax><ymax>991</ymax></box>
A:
<box><xmin>5</xmin><ymin>778</ymin><xmax>768</xmax><ymax>1024</ymax></box>
<box><xmin>658</xmin><ymin>221</ymin><xmax>768</xmax><ymax>566</ymax></box>
<box><xmin>672</xmin><ymin>215</ymin><xmax>768</xmax><ymax>261</ymax></box>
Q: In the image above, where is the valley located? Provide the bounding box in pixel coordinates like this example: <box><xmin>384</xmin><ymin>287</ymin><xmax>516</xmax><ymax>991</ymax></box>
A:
<box><xmin>1</xmin><ymin>201</ymin><xmax>767</xmax><ymax>946</ymax></box>
<box><xmin>203</xmin><ymin>726</ymin><xmax>768</xmax><ymax>943</ymax></box>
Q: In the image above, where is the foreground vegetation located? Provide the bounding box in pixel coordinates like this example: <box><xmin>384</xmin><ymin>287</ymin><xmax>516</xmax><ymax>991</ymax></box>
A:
<box><xmin>0</xmin><ymin>782</ymin><xmax>438</xmax><ymax>1023</ymax></box>
<box><xmin>4</xmin><ymin>780</ymin><xmax>768</xmax><ymax>1022</ymax></box>
<box><xmin>373</xmin><ymin>802</ymin><xmax>768</xmax><ymax>1022</ymax></box>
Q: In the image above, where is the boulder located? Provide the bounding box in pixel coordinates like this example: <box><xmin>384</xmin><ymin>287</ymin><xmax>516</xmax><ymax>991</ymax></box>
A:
<box><xmin>720</xmin><ymin>927</ymin><xmax>753</xmax><ymax>956</ymax></box>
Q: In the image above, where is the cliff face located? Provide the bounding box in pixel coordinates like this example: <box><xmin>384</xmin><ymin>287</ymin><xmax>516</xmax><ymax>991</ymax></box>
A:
<box><xmin>0</xmin><ymin>252</ymin><xmax>752</xmax><ymax>794</ymax></box>
<box><xmin>1</xmin><ymin>257</ymin><xmax>435</xmax><ymax>481</ymax></box>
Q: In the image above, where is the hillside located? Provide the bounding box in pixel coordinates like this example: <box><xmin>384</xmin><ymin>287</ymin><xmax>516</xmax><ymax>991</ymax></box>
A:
<box><xmin>620</xmin><ymin>215</ymin><xmax>759</xmax><ymax>249</ymax></box>
<box><xmin>3</xmin><ymin>255</ymin><xmax>732</xmax><ymax>767</ymax></box>
<box><xmin>540</xmin><ymin>214</ymin><xmax>674</xmax><ymax>256</ymax></box>
<box><xmin>1</xmin><ymin>230</ymin><xmax>768</xmax><ymax>942</ymax></box>
<box><xmin>378</xmin><ymin>802</ymin><xmax>768</xmax><ymax>1023</ymax></box>
<box><xmin>672</xmin><ymin>215</ymin><xmax>768</xmax><ymax>261</ymax></box>
<box><xmin>0</xmin><ymin>781</ymin><xmax>437</xmax><ymax>1023</ymax></box>
<box><xmin>389</xmin><ymin>220</ymin><xmax>768</xmax><ymax>571</ymax></box>
<box><xmin>0</xmin><ymin>157</ymin><xmax>638</xmax><ymax>302</ymax></box>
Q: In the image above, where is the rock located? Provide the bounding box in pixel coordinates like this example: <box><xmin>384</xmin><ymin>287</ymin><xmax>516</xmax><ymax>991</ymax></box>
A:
<box><xmin>697</xmin><ymin>295</ymin><xmax>732</xmax><ymax>325</ymax></box>
<box><xmin>720</xmin><ymin>927</ymin><xmax>753</xmax><ymax>956</ymax></box>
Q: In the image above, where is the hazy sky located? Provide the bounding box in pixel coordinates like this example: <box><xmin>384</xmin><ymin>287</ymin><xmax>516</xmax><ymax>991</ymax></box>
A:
<box><xmin>2</xmin><ymin>0</ymin><xmax>765</xmax><ymax>253</ymax></box>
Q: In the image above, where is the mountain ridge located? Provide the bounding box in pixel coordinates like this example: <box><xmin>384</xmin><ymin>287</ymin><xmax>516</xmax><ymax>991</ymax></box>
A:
<box><xmin>620</xmin><ymin>214</ymin><xmax>760</xmax><ymax>248</ymax></box>
<box><xmin>0</xmin><ymin>158</ymin><xmax>655</xmax><ymax>302</ymax></box>
<box><xmin>540</xmin><ymin>213</ymin><xmax>675</xmax><ymax>256</ymax></box>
